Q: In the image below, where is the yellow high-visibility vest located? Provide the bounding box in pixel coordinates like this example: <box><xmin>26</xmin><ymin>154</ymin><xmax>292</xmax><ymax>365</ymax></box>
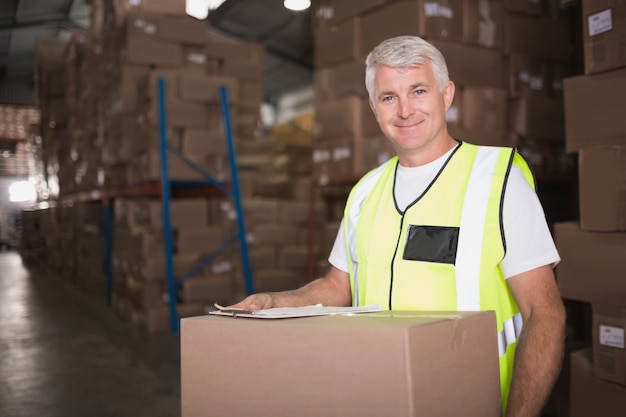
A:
<box><xmin>343</xmin><ymin>142</ymin><xmax>535</xmax><ymax>414</ymax></box>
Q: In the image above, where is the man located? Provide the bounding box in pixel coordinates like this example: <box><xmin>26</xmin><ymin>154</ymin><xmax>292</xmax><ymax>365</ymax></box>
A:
<box><xmin>231</xmin><ymin>36</ymin><xmax>566</xmax><ymax>417</ymax></box>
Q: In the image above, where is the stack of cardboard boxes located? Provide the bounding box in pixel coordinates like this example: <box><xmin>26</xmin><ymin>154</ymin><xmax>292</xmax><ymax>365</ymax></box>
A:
<box><xmin>23</xmin><ymin>0</ymin><xmax>322</xmax><ymax>332</ymax></box>
<box><xmin>112</xmin><ymin>198</ymin><xmax>234</xmax><ymax>332</ymax></box>
<box><xmin>555</xmin><ymin>0</ymin><xmax>626</xmax><ymax>415</ymax></box>
<box><xmin>310</xmin><ymin>0</ymin><xmax>577</xmax><ymax>276</ymax></box>
<box><xmin>19</xmin><ymin>0</ymin><xmax>324</xmax><ymax>332</ymax></box>
<box><xmin>20</xmin><ymin>208</ymin><xmax>44</xmax><ymax>266</ymax></box>
<box><xmin>0</xmin><ymin>105</ymin><xmax>39</xmax><ymax>177</ymax></box>
<box><xmin>312</xmin><ymin>0</ymin><xmax>574</xmax><ymax>178</ymax></box>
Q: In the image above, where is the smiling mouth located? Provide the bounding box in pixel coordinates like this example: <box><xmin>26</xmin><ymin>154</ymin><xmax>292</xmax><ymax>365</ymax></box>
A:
<box><xmin>395</xmin><ymin>119</ymin><xmax>423</xmax><ymax>128</ymax></box>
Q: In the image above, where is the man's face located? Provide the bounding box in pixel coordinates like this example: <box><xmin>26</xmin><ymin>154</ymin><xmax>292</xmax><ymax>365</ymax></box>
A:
<box><xmin>369</xmin><ymin>63</ymin><xmax>454</xmax><ymax>165</ymax></box>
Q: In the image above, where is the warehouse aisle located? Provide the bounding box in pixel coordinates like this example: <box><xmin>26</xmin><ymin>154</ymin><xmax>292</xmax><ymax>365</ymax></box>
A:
<box><xmin>0</xmin><ymin>252</ymin><xmax>181</xmax><ymax>417</ymax></box>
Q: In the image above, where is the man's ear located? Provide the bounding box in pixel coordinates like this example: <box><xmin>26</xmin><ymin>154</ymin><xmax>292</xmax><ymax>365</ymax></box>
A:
<box><xmin>443</xmin><ymin>81</ymin><xmax>455</xmax><ymax>112</ymax></box>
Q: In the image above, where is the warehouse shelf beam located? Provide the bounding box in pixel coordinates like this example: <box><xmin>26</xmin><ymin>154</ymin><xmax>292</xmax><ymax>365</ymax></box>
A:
<box><xmin>177</xmin><ymin>234</ymin><xmax>238</xmax><ymax>287</ymax></box>
<box><xmin>220</xmin><ymin>84</ymin><xmax>255</xmax><ymax>302</ymax></box>
<box><xmin>157</xmin><ymin>78</ymin><xmax>179</xmax><ymax>333</ymax></box>
<box><xmin>50</xmin><ymin>80</ymin><xmax>255</xmax><ymax>333</ymax></box>
<box><xmin>157</xmin><ymin>78</ymin><xmax>254</xmax><ymax>333</ymax></box>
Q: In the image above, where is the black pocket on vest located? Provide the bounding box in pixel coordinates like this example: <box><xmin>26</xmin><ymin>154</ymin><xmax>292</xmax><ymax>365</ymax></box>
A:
<box><xmin>403</xmin><ymin>225</ymin><xmax>459</xmax><ymax>265</ymax></box>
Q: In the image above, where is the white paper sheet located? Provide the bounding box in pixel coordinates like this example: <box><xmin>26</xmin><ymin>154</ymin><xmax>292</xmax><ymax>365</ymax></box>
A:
<box><xmin>209</xmin><ymin>303</ymin><xmax>383</xmax><ymax>319</ymax></box>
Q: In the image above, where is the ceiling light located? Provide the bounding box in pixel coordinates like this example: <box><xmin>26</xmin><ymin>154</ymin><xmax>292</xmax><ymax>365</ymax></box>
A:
<box><xmin>186</xmin><ymin>0</ymin><xmax>226</xmax><ymax>20</ymax></box>
<box><xmin>284</xmin><ymin>0</ymin><xmax>311</xmax><ymax>11</ymax></box>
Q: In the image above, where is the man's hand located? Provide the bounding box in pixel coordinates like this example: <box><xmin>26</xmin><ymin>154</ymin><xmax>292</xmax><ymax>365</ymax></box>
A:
<box><xmin>228</xmin><ymin>293</ymin><xmax>274</xmax><ymax>311</ymax></box>
<box><xmin>226</xmin><ymin>267</ymin><xmax>352</xmax><ymax>311</ymax></box>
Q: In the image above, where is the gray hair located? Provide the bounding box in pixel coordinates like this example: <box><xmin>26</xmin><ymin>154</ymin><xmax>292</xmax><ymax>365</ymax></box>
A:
<box><xmin>365</xmin><ymin>36</ymin><xmax>450</xmax><ymax>102</ymax></box>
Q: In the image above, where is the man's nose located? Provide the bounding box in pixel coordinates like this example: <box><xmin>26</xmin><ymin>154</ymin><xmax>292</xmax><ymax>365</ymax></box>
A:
<box><xmin>397</xmin><ymin>99</ymin><xmax>414</xmax><ymax>119</ymax></box>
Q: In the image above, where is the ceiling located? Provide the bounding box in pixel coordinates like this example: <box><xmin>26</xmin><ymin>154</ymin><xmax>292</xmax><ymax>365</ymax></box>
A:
<box><xmin>208</xmin><ymin>0</ymin><xmax>314</xmax><ymax>102</ymax></box>
<box><xmin>0</xmin><ymin>0</ymin><xmax>314</xmax><ymax>105</ymax></box>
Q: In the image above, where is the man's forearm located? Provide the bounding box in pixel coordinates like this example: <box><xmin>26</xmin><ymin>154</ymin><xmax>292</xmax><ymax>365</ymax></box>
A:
<box><xmin>269</xmin><ymin>276</ymin><xmax>351</xmax><ymax>308</ymax></box>
<box><xmin>505</xmin><ymin>308</ymin><xmax>566</xmax><ymax>417</ymax></box>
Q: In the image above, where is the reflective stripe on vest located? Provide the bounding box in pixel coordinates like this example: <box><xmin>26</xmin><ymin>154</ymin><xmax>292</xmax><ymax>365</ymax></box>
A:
<box><xmin>455</xmin><ymin>146</ymin><xmax>523</xmax><ymax>356</ymax></box>
<box><xmin>345</xmin><ymin>163</ymin><xmax>389</xmax><ymax>307</ymax></box>
<box><xmin>499</xmin><ymin>312</ymin><xmax>523</xmax><ymax>357</ymax></box>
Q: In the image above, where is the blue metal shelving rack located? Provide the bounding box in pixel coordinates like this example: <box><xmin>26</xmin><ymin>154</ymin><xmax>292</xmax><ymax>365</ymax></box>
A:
<box><xmin>100</xmin><ymin>79</ymin><xmax>255</xmax><ymax>332</ymax></box>
<box><xmin>156</xmin><ymin>78</ymin><xmax>255</xmax><ymax>332</ymax></box>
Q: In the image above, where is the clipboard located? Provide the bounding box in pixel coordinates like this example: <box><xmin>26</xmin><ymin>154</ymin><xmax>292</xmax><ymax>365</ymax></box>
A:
<box><xmin>209</xmin><ymin>303</ymin><xmax>383</xmax><ymax>319</ymax></box>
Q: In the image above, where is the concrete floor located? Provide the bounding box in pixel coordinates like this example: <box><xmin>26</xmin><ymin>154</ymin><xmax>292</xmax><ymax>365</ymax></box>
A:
<box><xmin>0</xmin><ymin>252</ymin><xmax>181</xmax><ymax>417</ymax></box>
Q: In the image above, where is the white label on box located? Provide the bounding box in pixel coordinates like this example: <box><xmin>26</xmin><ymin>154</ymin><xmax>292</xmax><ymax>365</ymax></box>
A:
<box><xmin>588</xmin><ymin>9</ymin><xmax>613</xmax><ymax>37</ymax></box>
<box><xmin>599</xmin><ymin>325</ymin><xmax>625</xmax><ymax>349</ymax></box>
<box><xmin>144</xmin><ymin>24</ymin><xmax>156</xmax><ymax>35</ymax></box>
<box><xmin>424</xmin><ymin>2</ymin><xmax>453</xmax><ymax>18</ymax></box>
<box><xmin>187</xmin><ymin>52</ymin><xmax>206</xmax><ymax>65</ymax></box>
<box><xmin>333</xmin><ymin>147</ymin><xmax>351</xmax><ymax>161</ymax></box>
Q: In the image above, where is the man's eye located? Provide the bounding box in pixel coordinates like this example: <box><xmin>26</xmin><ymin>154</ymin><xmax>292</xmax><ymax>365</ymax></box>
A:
<box><xmin>414</xmin><ymin>89</ymin><xmax>425</xmax><ymax>95</ymax></box>
<box><xmin>381</xmin><ymin>96</ymin><xmax>393</xmax><ymax>102</ymax></box>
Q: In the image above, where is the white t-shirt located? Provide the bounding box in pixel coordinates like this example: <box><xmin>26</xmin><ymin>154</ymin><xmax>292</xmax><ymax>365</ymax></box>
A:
<box><xmin>328</xmin><ymin>148</ymin><xmax>560</xmax><ymax>279</ymax></box>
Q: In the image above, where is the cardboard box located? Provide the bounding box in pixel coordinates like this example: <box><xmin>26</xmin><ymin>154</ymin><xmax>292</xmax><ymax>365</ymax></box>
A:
<box><xmin>463</xmin><ymin>0</ymin><xmax>503</xmax><ymax>49</ymax></box>
<box><xmin>181</xmin><ymin>311</ymin><xmax>501</xmax><ymax>417</ymax></box>
<box><xmin>315</xmin><ymin>96</ymin><xmax>365</xmax><ymax>139</ymax></box>
<box><xmin>253</xmin><ymin>268</ymin><xmax>300</xmax><ymax>292</ymax></box>
<box><xmin>315</xmin><ymin>59</ymin><xmax>368</xmax><ymax>101</ymax></box>
<box><xmin>326</xmin><ymin>0</ymin><xmax>384</xmax><ymax>24</ymax></box>
<box><xmin>124</xmin><ymin>35</ymin><xmax>183</xmax><ymax>67</ymax></box>
<box><xmin>128</xmin><ymin>199</ymin><xmax>209</xmax><ymax>231</ymax></box>
<box><xmin>506</xmin><ymin>54</ymin><xmax>548</xmax><ymax>98</ymax></box>
<box><xmin>359</xmin><ymin>0</ymin><xmax>465</xmax><ymax>55</ymax></box>
<box><xmin>276</xmin><ymin>201</ymin><xmax>310</xmax><ymax>225</ymax></box>
<box><xmin>570</xmin><ymin>348</ymin><xmax>626</xmax><ymax>417</ymax></box>
<box><xmin>554</xmin><ymin>221</ymin><xmax>626</xmax><ymax>306</ymax></box>
<box><xmin>183</xmin><ymin>45</ymin><xmax>214</xmax><ymax>74</ymax></box>
<box><xmin>462</xmin><ymin>87</ymin><xmax>508</xmax><ymax>132</ymax></box>
<box><xmin>582</xmin><ymin>0</ymin><xmax>626</xmax><ymax>75</ymax></box>
<box><xmin>503</xmin><ymin>12</ymin><xmax>570</xmax><ymax>62</ymax></box>
<box><xmin>178</xmin><ymin>74</ymin><xmax>238</xmax><ymax>104</ymax></box>
<box><xmin>248</xmin><ymin>224</ymin><xmax>299</xmax><ymax>246</ymax></box>
<box><xmin>592</xmin><ymin>304</ymin><xmax>626</xmax><ymax>385</ymax></box>
<box><xmin>124</xmin><ymin>11</ymin><xmax>207</xmax><ymax>44</ymax></box>
<box><xmin>181</xmin><ymin>275</ymin><xmax>235</xmax><ymax>305</ymax></box>
<box><xmin>139</xmin><ymin>302</ymin><xmax>204</xmax><ymax>334</ymax></box>
<box><xmin>315</xmin><ymin>17</ymin><xmax>360</xmax><ymax>67</ymax></box>
<box><xmin>238</xmin><ymin>80</ymin><xmax>263</xmax><ymax>110</ymax></box>
<box><xmin>503</xmin><ymin>0</ymin><xmax>542</xmax><ymax>16</ymax></box>
<box><xmin>578</xmin><ymin>146</ymin><xmax>626</xmax><ymax>231</ymax></box>
<box><xmin>448</xmin><ymin>127</ymin><xmax>509</xmax><ymax>147</ymax></box>
<box><xmin>563</xmin><ymin>68</ymin><xmax>626</xmax><ymax>153</ymax></box>
<box><xmin>205</xmin><ymin>36</ymin><xmax>265</xmax><ymax>65</ymax></box>
<box><xmin>509</xmin><ymin>95</ymin><xmax>565</xmax><ymax>140</ymax></box>
<box><xmin>115</xmin><ymin>0</ymin><xmax>187</xmax><ymax>17</ymax></box>
<box><xmin>431</xmin><ymin>40</ymin><xmax>505</xmax><ymax>88</ymax></box>
<box><xmin>249</xmin><ymin>246</ymin><xmax>276</xmax><ymax>270</ymax></box>
<box><xmin>176</xmin><ymin>227</ymin><xmax>227</xmax><ymax>254</ymax></box>
<box><xmin>181</xmin><ymin>128</ymin><xmax>226</xmax><ymax>155</ymax></box>
<box><xmin>148</xmin><ymin>13</ymin><xmax>207</xmax><ymax>44</ymax></box>
<box><xmin>127</xmin><ymin>253</ymin><xmax>204</xmax><ymax>282</ymax></box>
<box><xmin>145</xmin><ymin>98</ymin><xmax>210</xmax><ymax>129</ymax></box>
<box><xmin>277</xmin><ymin>246</ymin><xmax>309</xmax><ymax>269</ymax></box>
